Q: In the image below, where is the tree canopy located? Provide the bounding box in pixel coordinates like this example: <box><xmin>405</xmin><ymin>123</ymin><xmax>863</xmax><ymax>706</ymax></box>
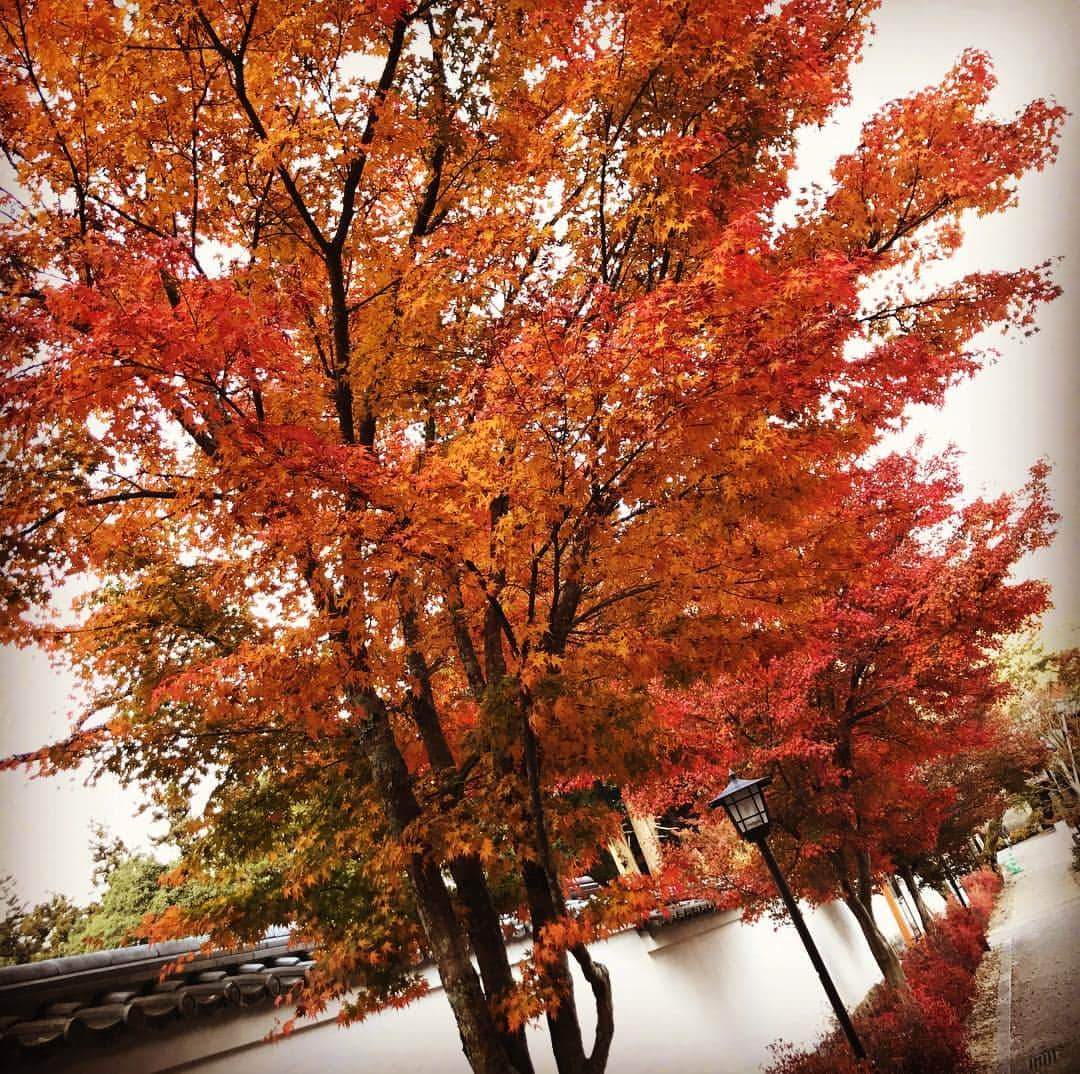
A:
<box><xmin>644</xmin><ymin>451</ymin><xmax>1054</xmax><ymax>986</ymax></box>
<box><xmin>0</xmin><ymin>1</ymin><xmax>1064</xmax><ymax>1071</ymax></box>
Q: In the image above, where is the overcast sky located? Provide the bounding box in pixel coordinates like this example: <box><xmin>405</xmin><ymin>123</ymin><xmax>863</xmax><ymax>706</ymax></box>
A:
<box><xmin>1</xmin><ymin>0</ymin><xmax>1077</xmax><ymax>905</ymax></box>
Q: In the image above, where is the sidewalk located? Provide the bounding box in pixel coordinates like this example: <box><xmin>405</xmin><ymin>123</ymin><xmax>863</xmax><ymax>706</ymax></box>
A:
<box><xmin>990</xmin><ymin>824</ymin><xmax>1080</xmax><ymax>1073</ymax></box>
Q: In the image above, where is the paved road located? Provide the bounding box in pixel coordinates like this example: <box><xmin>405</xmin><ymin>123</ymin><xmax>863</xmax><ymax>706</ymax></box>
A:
<box><xmin>991</xmin><ymin>824</ymin><xmax>1080</xmax><ymax>1074</ymax></box>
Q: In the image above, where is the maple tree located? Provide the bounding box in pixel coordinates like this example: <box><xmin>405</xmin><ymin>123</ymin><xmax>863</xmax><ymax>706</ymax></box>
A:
<box><xmin>886</xmin><ymin>708</ymin><xmax>1045</xmax><ymax>930</ymax></box>
<box><xmin>921</xmin><ymin>702</ymin><xmax>1047</xmax><ymax>869</ymax></box>
<box><xmin>0</xmin><ymin>1</ymin><xmax>1065</xmax><ymax>1071</ymax></box>
<box><xmin>646</xmin><ymin>453</ymin><xmax>1054</xmax><ymax>988</ymax></box>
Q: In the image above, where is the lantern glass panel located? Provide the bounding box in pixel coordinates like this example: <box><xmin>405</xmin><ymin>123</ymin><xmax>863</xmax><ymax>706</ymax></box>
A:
<box><xmin>710</xmin><ymin>773</ymin><xmax>772</xmax><ymax>840</ymax></box>
<box><xmin>728</xmin><ymin>788</ymin><xmax>768</xmax><ymax>835</ymax></box>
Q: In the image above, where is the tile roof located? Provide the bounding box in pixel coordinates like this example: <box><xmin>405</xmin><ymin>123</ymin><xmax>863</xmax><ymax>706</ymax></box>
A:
<box><xmin>0</xmin><ymin>929</ymin><xmax>313</xmax><ymax>1066</ymax></box>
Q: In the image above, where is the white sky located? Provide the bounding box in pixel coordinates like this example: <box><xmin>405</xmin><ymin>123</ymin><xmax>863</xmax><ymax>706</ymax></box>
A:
<box><xmin>1</xmin><ymin>0</ymin><xmax>1077</xmax><ymax>904</ymax></box>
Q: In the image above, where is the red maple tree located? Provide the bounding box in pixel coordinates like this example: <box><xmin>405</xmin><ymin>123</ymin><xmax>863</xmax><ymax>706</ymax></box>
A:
<box><xmin>0</xmin><ymin>1</ymin><xmax>1064</xmax><ymax>1070</ymax></box>
<box><xmin>647</xmin><ymin>452</ymin><xmax>1054</xmax><ymax>986</ymax></box>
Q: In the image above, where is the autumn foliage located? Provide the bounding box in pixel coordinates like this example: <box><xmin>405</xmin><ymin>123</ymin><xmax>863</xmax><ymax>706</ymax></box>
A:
<box><xmin>642</xmin><ymin>450</ymin><xmax>1052</xmax><ymax>985</ymax></box>
<box><xmin>766</xmin><ymin>868</ymin><xmax>1002</xmax><ymax>1074</ymax></box>
<box><xmin>0</xmin><ymin>1</ymin><xmax>1065</xmax><ymax>1072</ymax></box>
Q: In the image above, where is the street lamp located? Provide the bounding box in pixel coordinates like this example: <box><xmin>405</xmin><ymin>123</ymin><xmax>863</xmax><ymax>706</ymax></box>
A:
<box><xmin>710</xmin><ymin>771</ymin><xmax>867</xmax><ymax>1061</ymax></box>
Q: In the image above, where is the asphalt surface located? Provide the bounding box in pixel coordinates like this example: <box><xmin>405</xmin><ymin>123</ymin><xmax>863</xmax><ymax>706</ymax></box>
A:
<box><xmin>990</xmin><ymin>824</ymin><xmax>1080</xmax><ymax>1074</ymax></box>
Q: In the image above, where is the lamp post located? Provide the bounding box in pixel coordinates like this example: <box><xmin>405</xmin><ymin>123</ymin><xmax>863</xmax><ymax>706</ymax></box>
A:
<box><xmin>710</xmin><ymin>772</ymin><xmax>867</xmax><ymax>1061</ymax></box>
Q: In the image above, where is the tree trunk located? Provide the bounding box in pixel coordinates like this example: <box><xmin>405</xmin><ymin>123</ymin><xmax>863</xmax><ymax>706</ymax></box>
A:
<box><xmin>451</xmin><ymin>857</ymin><xmax>535</xmax><ymax>1074</ymax></box>
<box><xmin>898</xmin><ymin>864</ymin><xmax>935</xmax><ymax>933</ymax></box>
<box><xmin>523</xmin><ymin>859</ymin><xmax>589</xmax><ymax>1074</ymax></box>
<box><xmin>410</xmin><ymin>855</ymin><xmax>522</xmax><ymax>1074</ymax></box>
<box><xmin>942</xmin><ymin>862</ymin><xmax>968</xmax><ymax>906</ymax></box>
<box><xmin>841</xmin><ymin>888</ymin><xmax>906</xmax><ymax>989</ymax></box>
<box><xmin>354</xmin><ymin>693</ymin><xmax>520</xmax><ymax>1074</ymax></box>
<box><xmin>518</xmin><ymin>689</ymin><xmax>613</xmax><ymax>1074</ymax></box>
<box><xmin>834</xmin><ymin>852</ymin><xmax>906</xmax><ymax>990</ymax></box>
<box><xmin>401</xmin><ymin>596</ymin><xmax>534</xmax><ymax>1074</ymax></box>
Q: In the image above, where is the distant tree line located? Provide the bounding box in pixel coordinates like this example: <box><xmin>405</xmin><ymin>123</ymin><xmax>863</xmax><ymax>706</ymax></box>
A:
<box><xmin>0</xmin><ymin>825</ymin><xmax>196</xmax><ymax>965</ymax></box>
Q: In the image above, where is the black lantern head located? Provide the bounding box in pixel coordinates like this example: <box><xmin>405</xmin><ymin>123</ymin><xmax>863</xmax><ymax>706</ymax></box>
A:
<box><xmin>709</xmin><ymin>771</ymin><xmax>773</xmax><ymax>841</ymax></box>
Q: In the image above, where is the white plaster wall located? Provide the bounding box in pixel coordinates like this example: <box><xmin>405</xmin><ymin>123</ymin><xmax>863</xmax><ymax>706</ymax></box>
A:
<box><xmin>163</xmin><ymin>893</ymin><xmax>905</xmax><ymax>1074</ymax></box>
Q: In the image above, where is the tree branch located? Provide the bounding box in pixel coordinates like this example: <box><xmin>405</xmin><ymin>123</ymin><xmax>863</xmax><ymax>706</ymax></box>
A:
<box><xmin>15</xmin><ymin>488</ymin><xmax>179</xmax><ymax>541</ymax></box>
